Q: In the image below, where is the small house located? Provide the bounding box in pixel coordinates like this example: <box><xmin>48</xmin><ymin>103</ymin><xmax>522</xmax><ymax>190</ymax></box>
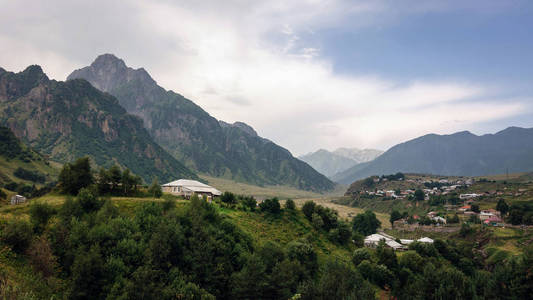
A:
<box><xmin>417</xmin><ymin>237</ymin><xmax>434</xmax><ymax>244</ymax></box>
<box><xmin>10</xmin><ymin>194</ymin><xmax>26</xmax><ymax>205</ymax></box>
<box><xmin>161</xmin><ymin>179</ymin><xmax>222</xmax><ymax>199</ymax></box>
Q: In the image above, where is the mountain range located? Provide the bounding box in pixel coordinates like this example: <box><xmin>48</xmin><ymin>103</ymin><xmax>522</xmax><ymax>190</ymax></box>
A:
<box><xmin>0</xmin><ymin>65</ymin><xmax>197</xmax><ymax>183</ymax></box>
<box><xmin>298</xmin><ymin>148</ymin><xmax>383</xmax><ymax>178</ymax></box>
<box><xmin>332</xmin><ymin>127</ymin><xmax>533</xmax><ymax>184</ymax></box>
<box><xmin>67</xmin><ymin>54</ymin><xmax>334</xmax><ymax>192</ymax></box>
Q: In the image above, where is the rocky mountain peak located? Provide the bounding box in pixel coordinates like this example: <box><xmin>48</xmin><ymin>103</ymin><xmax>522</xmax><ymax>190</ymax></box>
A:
<box><xmin>92</xmin><ymin>53</ymin><xmax>127</xmax><ymax>71</ymax></box>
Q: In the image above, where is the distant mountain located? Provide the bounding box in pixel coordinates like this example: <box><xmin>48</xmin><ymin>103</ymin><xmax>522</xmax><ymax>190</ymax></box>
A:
<box><xmin>68</xmin><ymin>54</ymin><xmax>334</xmax><ymax>191</ymax></box>
<box><xmin>299</xmin><ymin>148</ymin><xmax>382</xmax><ymax>178</ymax></box>
<box><xmin>333</xmin><ymin>148</ymin><xmax>383</xmax><ymax>164</ymax></box>
<box><xmin>0</xmin><ymin>65</ymin><xmax>197</xmax><ymax>183</ymax></box>
<box><xmin>332</xmin><ymin>127</ymin><xmax>533</xmax><ymax>184</ymax></box>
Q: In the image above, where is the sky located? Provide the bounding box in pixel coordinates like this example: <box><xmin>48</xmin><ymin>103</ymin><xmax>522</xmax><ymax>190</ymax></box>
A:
<box><xmin>1</xmin><ymin>0</ymin><xmax>533</xmax><ymax>156</ymax></box>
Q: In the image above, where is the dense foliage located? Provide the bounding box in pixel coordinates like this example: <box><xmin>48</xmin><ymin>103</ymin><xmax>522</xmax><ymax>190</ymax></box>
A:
<box><xmin>58</xmin><ymin>157</ymin><xmax>94</xmax><ymax>195</ymax></box>
<box><xmin>14</xmin><ymin>167</ymin><xmax>46</xmax><ymax>183</ymax></box>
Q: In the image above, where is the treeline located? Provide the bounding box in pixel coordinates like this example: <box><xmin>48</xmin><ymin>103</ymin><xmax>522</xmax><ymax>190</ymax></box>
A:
<box><xmin>58</xmin><ymin>157</ymin><xmax>161</xmax><ymax>198</ymax></box>
<box><xmin>0</xmin><ymin>191</ymin><xmax>374</xmax><ymax>299</ymax></box>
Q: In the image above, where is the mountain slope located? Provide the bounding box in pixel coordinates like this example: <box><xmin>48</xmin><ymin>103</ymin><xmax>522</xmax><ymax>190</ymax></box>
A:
<box><xmin>299</xmin><ymin>148</ymin><xmax>382</xmax><ymax>178</ymax></box>
<box><xmin>68</xmin><ymin>54</ymin><xmax>334</xmax><ymax>191</ymax></box>
<box><xmin>0</xmin><ymin>126</ymin><xmax>58</xmax><ymax>187</ymax></box>
<box><xmin>0</xmin><ymin>65</ymin><xmax>197</xmax><ymax>183</ymax></box>
<box><xmin>333</xmin><ymin>127</ymin><xmax>533</xmax><ymax>184</ymax></box>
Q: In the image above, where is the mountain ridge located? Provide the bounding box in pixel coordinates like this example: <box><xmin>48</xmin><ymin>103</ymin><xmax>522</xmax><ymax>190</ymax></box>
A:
<box><xmin>332</xmin><ymin>127</ymin><xmax>533</xmax><ymax>184</ymax></box>
<box><xmin>68</xmin><ymin>54</ymin><xmax>334</xmax><ymax>192</ymax></box>
<box><xmin>0</xmin><ymin>65</ymin><xmax>197</xmax><ymax>183</ymax></box>
<box><xmin>299</xmin><ymin>147</ymin><xmax>383</xmax><ymax>178</ymax></box>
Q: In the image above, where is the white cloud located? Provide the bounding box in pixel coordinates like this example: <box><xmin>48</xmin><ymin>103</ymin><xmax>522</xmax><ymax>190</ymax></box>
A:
<box><xmin>0</xmin><ymin>0</ymin><xmax>529</xmax><ymax>156</ymax></box>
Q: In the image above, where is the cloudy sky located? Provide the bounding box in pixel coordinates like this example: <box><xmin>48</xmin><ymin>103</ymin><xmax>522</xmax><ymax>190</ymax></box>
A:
<box><xmin>1</xmin><ymin>0</ymin><xmax>533</xmax><ymax>156</ymax></box>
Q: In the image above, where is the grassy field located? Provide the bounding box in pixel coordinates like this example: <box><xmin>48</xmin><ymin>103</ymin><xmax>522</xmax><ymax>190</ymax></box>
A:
<box><xmin>201</xmin><ymin>174</ymin><xmax>346</xmax><ymax>200</ymax></box>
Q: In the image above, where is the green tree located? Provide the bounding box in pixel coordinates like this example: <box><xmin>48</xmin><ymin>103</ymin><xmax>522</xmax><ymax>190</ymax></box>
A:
<box><xmin>77</xmin><ymin>188</ymin><xmax>102</xmax><ymax>213</ymax></box>
<box><xmin>352</xmin><ymin>248</ymin><xmax>372</xmax><ymax>266</ymax></box>
<box><xmin>352</xmin><ymin>210</ymin><xmax>381</xmax><ymax>236</ymax></box>
<box><xmin>390</xmin><ymin>210</ymin><xmax>403</xmax><ymax>227</ymax></box>
<box><xmin>496</xmin><ymin>198</ymin><xmax>509</xmax><ymax>216</ymax></box>
<box><xmin>285</xmin><ymin>198</ymin><xmax>296</xmax><ymax>210</ymax></box>
<box><xmin>221</xmin><ymin>191</ymin><xmax>237</xmax><ymax>205</ymax></box>
<box><xmin>414</xmin><ymin>189</ymin><xmax>425</xmax><ymax>201</ymax></box>
<box><xmin>302</xmin><ymin>200</ymin><xmax>316</xmax><ymax>220</ymax></box>
<box><xmin>259</xmin><ymin>197</ymin><xmax>281</xmax><ymax>214</ymax></box>
<box><xmin>29</xmin><ymin>201</ymin><xmax>56</xmax><ymax>233</ymax></box>
<box><xmin>312</xmin><ymin>213</ymin><xmax>324</xmax><ymax>229</ymax></box>
<box><xmin>241</xmin><ymin>196</ymin><xmax>257</xmax><ymax>211</ymax></box>
<box><xmin>148</xmin><ymin>179</ymin><xmax>162</xmax><ymax>198</ymax></box>
<box><xmin>58</xmin><ymin>157</ymin><xmax>94</xmax><ymax>195</ymax></box>
<box><xmin>0</xmin><ymin>219</ymin><xmax>33</xmax><ymax>253</ymax></box>
<box><xmin>471</xmin><ymin>204</ymin><xmax>480</xmax><ymax>213</ymax></box>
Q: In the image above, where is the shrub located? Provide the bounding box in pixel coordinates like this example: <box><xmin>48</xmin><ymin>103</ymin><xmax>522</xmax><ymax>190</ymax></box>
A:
<box><xmin>352</xmin><ymin>210</ymin><xmax>381</xmax><ymax>236</ymax></box>
<box><xmin>302</xmin><ymin>201</ymin><xmax>316</xmax><ymax>220</ymax></box>
<box><xmin>148</xmin><ymin>179</ymin><xmax>162</xmax><ymax>198</ymax></box>
<box><xmin>259</xmin><ymin>198</ymin><xmax>281</xmax><ymax>214</ymax></box>
<box><xmin>352</xmin><ymin>248</ymin><xmax>372</xmax><ymax>266</ymax></box>
<box><xmin>29</xmin><ymin>201</ymin><xmax>56</xmax><ymax>233</ymax></box>
<box><xmin>77</xmin><ymin>188</ymin><xmax>103</xmax><ymax>213</ymax></box>
<box><xmin>221</xmin><ymin>192</ymin><xmax>237</xmax><ymax>205</ymax></box>
<box><xmin>241</xmin><ymin>196</ymin><xmax>256</xmax><ymax>211</ymax></box>
<box><xmin>312</xmin><ymin>213</ymin><xmax>324</xmax><ymax>229</ymax></box>
<box><xmin>285</xmin><ymin>198</ymin><xmax>296</xmax><ymax>210</ymax></box>
<box><xmin>26</xmin><ymin>236</ymin><xmax>58</xmax><ymax>277</ymax></box>
<box><xmin>0</xmin><ymin>219</ymin><xmax>33</xmax><ymax>253</ymax></box>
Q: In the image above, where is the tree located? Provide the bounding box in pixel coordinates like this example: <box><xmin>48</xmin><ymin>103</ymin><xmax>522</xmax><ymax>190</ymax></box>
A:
<box><xmin>221</xmin><ymin>191</ymin><xmax>237</xmax><ymax>205</ymax></box>
<box><xmin>352</xmin><ymin>210</ymin><xmax>381</xmax><ymax>236</ymax></box>
<box><xmin>414</xmin><ymin>189</ymin><xmax>425</xmax><ymax>201</ymax></box>
<box><xmin>58</xmin><ymin>157</ymin><xmax>94</xmax><ymax>195</ymax></box>
<box><xmin>390</xmin><ymin>210</ymin><xmax>403</xmax><ymax>227</ymax></box>
<box><xmin>29</xmin><ymin>201</ymin><xmax>56</xmax><ymax>233</ymax></box>
<box><xmin>471</xmin><ymin>204</ymin><xmax>480</xmax><ymax>213</ymax></box>
<box><xmin>496</xmin><ymin>198</ymin><xmax>509</xmax><ymax>216</ymax></box>
<box><xmin>312</xmin><ymin>213</ymin><xmax>324</xmax><ymax>229</ymax></box>
<box><xmin>0</xmin><ymin>219</ymin><xmax>33</xmax><ymax>253</ymax></box>
<box><xmin>148</xmin><ymin>179</ymin><xmax>162</xmax><ymax>198</ymax></box>
<box><xmin>352</xmin><ymin>248</ymin><xmax>372</xmax><ymax>266</ymax></box>
<box><xmin>259</xmin><ymin>198</ymin><xmax>281</xmax><ymax>214</ymax></box>
<box><xmin>241</xmin><ymin>196</ymin><xmax>257</xmax><ymax>211</ymax></box>
<box><xmin>302</xmin><ymin>201</ymin><xmax>316</xmax><ymax>220</ymax></box>
<box><xmin>285</xmin><ymin>198</ymin><xmax>296</xmax><ymax>210</ymax></box>
<box><xmin>77</xmin><ymin>188</ymin><xmax>102</xmax><ymax>213</ymax></box>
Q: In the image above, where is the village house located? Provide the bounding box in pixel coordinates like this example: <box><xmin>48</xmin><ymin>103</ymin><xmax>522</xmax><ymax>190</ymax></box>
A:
<box><xmin>10</xmin><ymin>194</ymin><xmax>26</xmax><ymax>205</ymax></box>
<box><xmin>161</xmin><ymin>179</ymin><xmax>222</xmax><ymax>199</ymax></box>
<box><xmin>460</xmin><ymin>193</ymin><xmax>480</xmax><ymax>200</ymax></box>
<box><xmin>364</xmin><ymin>233</ymin><xmax>405</xmax><ymax>251</ymax></box>
<box><xmin>458</xmin><ymin>205</ymin><xmax>471</xmax><ymax>212</ymax></box>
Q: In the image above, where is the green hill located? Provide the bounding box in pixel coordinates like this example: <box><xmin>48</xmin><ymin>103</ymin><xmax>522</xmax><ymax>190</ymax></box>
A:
<box><xmin>0</xmin><ymin>126</ymin><xmax>58</xmax><ymax>197</ymax></box>
<box><xmin>0</xmin><ymin>65</ymin><xmax>197</xmax><ymax>184</ymax></box>
<box><xmin>68</xmin><ymin>54</ymin><xmax>334</xmax><ymax>192</ymax></box>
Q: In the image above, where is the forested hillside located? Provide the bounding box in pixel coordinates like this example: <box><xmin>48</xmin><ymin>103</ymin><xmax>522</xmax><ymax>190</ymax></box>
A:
<box><xmin>68</xmin><ymin>54</ymin><xmax>334</xmax><ymax>192</ymax></box>
<box><xmin>0</xmin><ymin>65</ymin><xmax>197</xmax><ymax>183</ymax></box>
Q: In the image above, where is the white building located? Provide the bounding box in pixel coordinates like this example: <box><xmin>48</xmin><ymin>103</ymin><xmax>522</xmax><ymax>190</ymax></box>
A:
<box><xmin>417</xmin><ymin>237</ymin><xmax>434</xmax><ymax>243</ymax></box>
<box><xmin>10</xmin><ymin>194</ymin><xmax>26</xmax><ymax>205</ymax></box>
<box><xmin>161</xmin><ymin>179</ymin><xmax>222</xmax><ymax>199</ymax></box>
<box><xmin>364</xmin><ymin>233</ymin><xmax>405</xmax><ymax>250</ymax></box>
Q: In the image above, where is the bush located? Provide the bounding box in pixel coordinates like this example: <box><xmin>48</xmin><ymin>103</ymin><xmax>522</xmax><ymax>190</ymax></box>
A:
<box><xmin>77</xmin><ymin>188</ymin><xmax>103</xmax><ymax>213</ymax></box>
<box><xmin>285</xmin><ymin>198</ymin><xmax>295</xmax><ymax>210</ymax></box>
<box><xmin>0</xmin><ymin>189</ymin><xmax>6</xmax><ymax>200</ymax></box>
<box><xmin>29</xmin><ymin>201</ymin><xmax>56</xmax><ymax>233</ymax></box>
<box><xmin>312</xmin><ymin>213</ymin><xmax>324</xmax><ymax>229</ymax></box>
<box><xmin>26</xmin><ymin>236</ymin><xmax>58</xmax><ymax>277</ymax></box>
<box><xmin>352</xmin><ymin>248</ymin><xmax>372</xmax><ymax>266</ymax></box>
<box><xmin>240</xmin><ymin>196</ymin><xmax>256</xmax><ymax>211</ymax></box>
<box><xmin>302</xmin><ymin>201</ymin><xmax>316</xmax><ymax>220</ymax></box>
<box><xmin>259</xmin><ymin>198</ymin><xmax>281</xmax><ymax>214</ymax></box>
<box><xmin>221</xmin><ymin>192</ymin><xmax>237</xmax><ymax>205</ymax></box>
<box><xmin>0</xmin><ymin>219</ymin><xmax>33</xmax><ymax>253</ymax></box>
<box><xmin>148</xmin><ymin>179</ymin><xmax>162</xmax><ymax>198</ymax></box>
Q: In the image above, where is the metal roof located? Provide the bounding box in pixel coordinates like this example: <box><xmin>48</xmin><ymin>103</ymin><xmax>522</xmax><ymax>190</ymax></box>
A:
<box><xmin>162</xmin><ymin>179</ymin><xmax>222</xmax><ymax>196</ymax></box>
